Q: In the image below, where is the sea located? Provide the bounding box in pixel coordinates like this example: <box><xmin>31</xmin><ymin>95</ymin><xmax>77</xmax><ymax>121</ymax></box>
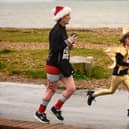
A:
<box><xmin>0</xmin><ymin>0</ymin><xmax>129</xmax><ymax>28</ymax></box>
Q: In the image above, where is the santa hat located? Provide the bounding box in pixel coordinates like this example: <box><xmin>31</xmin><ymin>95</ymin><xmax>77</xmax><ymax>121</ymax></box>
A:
<box><xmin>52</xmin><ymin>6</ymin><xmax>72</xmax><ymax>21</ymax></box>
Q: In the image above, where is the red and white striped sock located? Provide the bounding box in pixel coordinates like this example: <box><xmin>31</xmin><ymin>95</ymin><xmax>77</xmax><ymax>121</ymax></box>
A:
<box><xmin>38</xmin><ymin>104</ymin><xmax>46</xmax><ymax>113</ymax></box>
<box><xmin>38</xmin><ymin>99</ymin><xmax>49</xmax><ymax>113</ymax></box>
<box><xmin>55</xmin><ymin>99</ymin><xmax>63</xmax><ymax>110</ymax></box>
<box><xmin>54</xmin><ymin>95</ymin><xmax>67</xmax><ymax>110</ymax></box>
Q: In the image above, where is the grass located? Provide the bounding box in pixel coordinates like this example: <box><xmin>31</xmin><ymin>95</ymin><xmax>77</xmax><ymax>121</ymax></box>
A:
<box><xmin>0</xmin><ymin>27</ymin><xmax>120</xmax><ymax>80</ymax></box>
<box><xmin>0</xmin><ymin>48</ymin><xmax>112</xmax><ymax>79</ymax></box>
<box><xmin>0</xmin><ymin>28</ymin><xmax>49</xmax><ymax>42</ymax></box>
<box><xmin>0</xmin><ymin>49</ymin><xmax>48</xmax><ymax>78</ymax></box>
<box><xmin>0</xmin><ymin>27</ymin><xmax>121</xmax><ymax>45</ymax></box>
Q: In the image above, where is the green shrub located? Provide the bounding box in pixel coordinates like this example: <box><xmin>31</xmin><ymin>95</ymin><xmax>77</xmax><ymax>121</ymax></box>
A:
<box><xmin>24</xmin><ymin>70</ymin><xmax>46</xmax><ymax>79</ymax></box>
<box><xmin>91</xmin><ymin>65</ymin><xmax>110</xmax><ymax>79</ymax></box>
<box><xmin>9</xmin><ymin>70</ymin><xmax>22</xmax><ymax>75</ymax></box>
<box><xmin>0</xmin><ymin>63</ymin><xmax>6</xmax><ymax>70</ymax></box>
<box><xmin>9</xmin><ymin>69</ymin><xmax>46</xmax><ymax>79</ymax></box>
<box><xmin>73</xmin><ymin>71</ymin><xmax>88</xmax><ymax>80</ymax></box>
<box><xmin>0</xmin><ymin>49</ymin><xmax>16</xmax><ymax>54</ymax></box>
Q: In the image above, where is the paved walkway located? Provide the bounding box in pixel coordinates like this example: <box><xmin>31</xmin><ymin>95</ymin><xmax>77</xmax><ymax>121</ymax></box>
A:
<box><xmin>0</xmin><ymin>82</ymin><xmax>129</xmax><ymax>129</ymax></box>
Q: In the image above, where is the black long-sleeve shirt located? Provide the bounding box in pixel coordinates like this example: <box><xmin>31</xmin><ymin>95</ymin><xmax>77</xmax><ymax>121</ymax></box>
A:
<box><xmin>46</xmin><ymin>23</ymin><xmax>68</xmax><ymax>67</ymax></box>
<box><xmin>112</xmin><ymin>53</ymin><xmax>129</xmax><ymax>75</ymax></box>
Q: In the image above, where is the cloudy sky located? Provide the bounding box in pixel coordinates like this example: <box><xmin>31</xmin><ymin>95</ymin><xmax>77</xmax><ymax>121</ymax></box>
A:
<box><xmin>0</xmin><ymin>0</ymin><xmax>55</xmax><ymax>3</ymax></box>
<box><xmin>0</xmin><ymin>0</ymin><xmax>124</xmax><ymax>3</ymax></box>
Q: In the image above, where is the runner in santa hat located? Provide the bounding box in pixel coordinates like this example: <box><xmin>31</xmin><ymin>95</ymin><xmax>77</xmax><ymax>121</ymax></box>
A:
<box><xmin>34</xmin><ymin>5</ymin><xmax>77</xmax><ymax>123</ymax></box>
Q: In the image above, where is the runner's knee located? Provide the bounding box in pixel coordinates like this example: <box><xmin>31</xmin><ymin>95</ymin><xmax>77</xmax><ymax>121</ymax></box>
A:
<box><xmin>47</xmin><ymin>81</ymin><xmax>57</xmax><ymax>93</ymax></box>
<box><xmin>67</xmin><ymin>86</ymin><xmax>76</xmax><ymax>94</ymax></box>
<box><xmin>108</xmin><ymin>88</ymin><xmax>115</xmax><ymax>94</ymax></box>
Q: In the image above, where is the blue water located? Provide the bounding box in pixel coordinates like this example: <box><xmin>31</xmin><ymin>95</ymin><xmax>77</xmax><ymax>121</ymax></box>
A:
<box><xmin>0</xmin><ymin>0</ymin><xmax>129</xmax><ymax>28</ymax></box>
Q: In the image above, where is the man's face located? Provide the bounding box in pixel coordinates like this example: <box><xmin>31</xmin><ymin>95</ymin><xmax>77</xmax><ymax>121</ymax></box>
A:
<box><xmin>61</xmin><ymin>14</ymin><xmax>71</xmax><ymax>25</ymax></box>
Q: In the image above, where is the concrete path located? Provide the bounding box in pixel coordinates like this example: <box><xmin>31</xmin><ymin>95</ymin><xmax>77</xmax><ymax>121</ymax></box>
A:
<box><xmin>0</xmin><ymin>82</ymin><xmax>129</xmax><ymax>129</ymax></box>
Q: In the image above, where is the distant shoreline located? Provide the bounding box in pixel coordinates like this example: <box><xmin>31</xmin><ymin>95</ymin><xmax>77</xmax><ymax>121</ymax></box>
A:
<box><xmin>0</xmin><ymin>26</ymin><xmax>122</xmax><ymax>31</ymax></box>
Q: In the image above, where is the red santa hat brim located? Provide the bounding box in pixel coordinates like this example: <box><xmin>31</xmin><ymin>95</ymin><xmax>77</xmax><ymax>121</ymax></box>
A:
<box><xmin>53</xmin><ymin>6</ymin><xmax>72</xmax><ymax>21</ymax></box>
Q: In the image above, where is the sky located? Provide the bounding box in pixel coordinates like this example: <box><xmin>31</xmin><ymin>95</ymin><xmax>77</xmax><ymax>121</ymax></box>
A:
<box><xmin>0</xmin><ymin>0</ymin><xmax>125</xmax><ymax>3</ymax></box>
<box><xmin>0</xmin><ymin>0</ymin><xmax>55</xmax><ymax>3</ymax></box>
